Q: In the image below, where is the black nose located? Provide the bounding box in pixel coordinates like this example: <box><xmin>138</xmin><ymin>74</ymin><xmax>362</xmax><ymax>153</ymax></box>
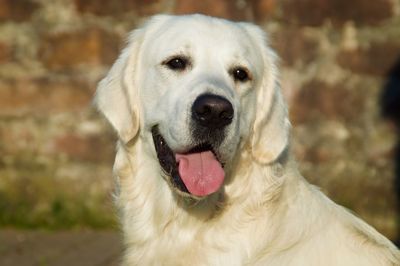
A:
<box><xmin>192</xmin><ymin>94</ymin><xmax>234</xmax><ymax>129</ymax></box>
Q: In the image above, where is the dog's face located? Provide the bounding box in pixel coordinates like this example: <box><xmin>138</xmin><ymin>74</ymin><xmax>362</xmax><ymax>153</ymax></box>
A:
<box><xmin>95</xmin><ymin>15</ymin><xmax>290</xmax><ymax>199</ymax></box>
<box><xmin>140</xmin><ymin>16</ymin><xmax>263</xmax><ymax>197</ymax></box>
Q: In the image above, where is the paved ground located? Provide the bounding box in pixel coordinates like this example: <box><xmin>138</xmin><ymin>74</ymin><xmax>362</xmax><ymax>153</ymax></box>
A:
<box><xmin>0</xmin><ymin>230</ymin><xmax>122</xmax><ymax>266</ymax></box>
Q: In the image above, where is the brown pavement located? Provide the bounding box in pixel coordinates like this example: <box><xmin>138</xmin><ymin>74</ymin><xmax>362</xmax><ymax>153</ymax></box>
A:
<box><xmin>0</xmin><ymin>230</ymin><xmax>122</xmax><ymax>266</ymax></box>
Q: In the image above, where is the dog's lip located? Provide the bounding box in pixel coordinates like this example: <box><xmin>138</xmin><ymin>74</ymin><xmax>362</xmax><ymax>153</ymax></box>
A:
<box><xmin>151</xmin><ymin>126</ymin><xmax>224</xmax><ymax>197</ymax></box>
<box><xmin>151</xmin><ymin>126</ymin><xmax>189</xmax><ymax>194</ymax></box>
<box><xmin>185</xmin><ymin>143</ymin><xmax>220</xmax><ymax>161</ymax></box>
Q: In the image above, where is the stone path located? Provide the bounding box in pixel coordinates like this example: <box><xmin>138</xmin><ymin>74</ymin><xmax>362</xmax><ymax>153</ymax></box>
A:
<box><xmin>0</xmin><ymin>230</ymin><xmax>121</xmax><ymax>266</ymax></box>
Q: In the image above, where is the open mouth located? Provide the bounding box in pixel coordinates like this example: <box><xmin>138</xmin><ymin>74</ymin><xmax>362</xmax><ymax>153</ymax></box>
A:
<box><xmin>151</xmin><ymin>126</ymin><xmax>225</xmax><ymax>197</ymax></box>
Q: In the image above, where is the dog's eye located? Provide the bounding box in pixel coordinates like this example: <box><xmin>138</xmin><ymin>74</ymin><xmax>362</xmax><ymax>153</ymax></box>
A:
<box><xmin>231</xmin><ymin>67</ymin><xmax>250</xmax><ymax>82</ymax></box>
<box><xmin>164</xmin><ymin>57</ymin><xmax>188</xmax><ymax>71</ymax></box>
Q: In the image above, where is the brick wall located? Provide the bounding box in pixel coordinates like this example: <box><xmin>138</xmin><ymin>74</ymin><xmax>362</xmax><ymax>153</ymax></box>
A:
<box><xmin>0</xmin><ymin>0</ymin><xmax>399</xmax><ymax>236</ymax></box>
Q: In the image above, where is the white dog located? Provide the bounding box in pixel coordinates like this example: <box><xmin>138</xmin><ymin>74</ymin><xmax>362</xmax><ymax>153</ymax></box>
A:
<box><xmin>94</xmin><ymin>14</ymin><xmax>400</xmax><ymax>265</ymax></box>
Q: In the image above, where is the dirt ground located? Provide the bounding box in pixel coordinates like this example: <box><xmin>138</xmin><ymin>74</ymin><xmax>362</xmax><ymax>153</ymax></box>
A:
<box><xmin>0</xmin><ymin>229</ymin><xmax>122</xmax><ymax>266</ymax></box>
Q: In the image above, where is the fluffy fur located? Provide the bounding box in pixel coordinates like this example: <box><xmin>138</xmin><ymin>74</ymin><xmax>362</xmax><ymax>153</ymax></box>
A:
<box><xmin>94</xmin><ymin>14</ymin><xmax>400</xmax><ymax>265</ymax></box>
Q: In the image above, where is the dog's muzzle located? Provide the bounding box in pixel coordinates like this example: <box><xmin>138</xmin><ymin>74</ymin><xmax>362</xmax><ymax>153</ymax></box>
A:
<box><xmin>151</xmin><ymin>94</ymin><xmax>234</xmax><ymax>199</ymax></box>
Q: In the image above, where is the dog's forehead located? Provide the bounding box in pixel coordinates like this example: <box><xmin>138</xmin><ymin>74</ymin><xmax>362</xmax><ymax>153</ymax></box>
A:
<box><xmin>145</xmin><ymin>17</ymin><xmax>258</xmax><ymax>61</ymax></box>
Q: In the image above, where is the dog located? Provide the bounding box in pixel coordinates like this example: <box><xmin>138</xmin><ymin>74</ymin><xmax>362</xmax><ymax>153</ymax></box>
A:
<box><xmin>94</xmin><ymin>14</ymin><xmax>400</xmax><ymax>265</ymax></box>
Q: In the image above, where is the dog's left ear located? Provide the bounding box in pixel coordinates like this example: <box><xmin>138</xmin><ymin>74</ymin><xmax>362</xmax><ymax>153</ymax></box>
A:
<box><xmin>241</xmin><ymin>23</ymin><xmax>291</xmax><ymax>164</ymax></box>
<box><xmin>93</xmin><ymin>29</ymin><xmax>144</xmax><ymax>143</ymax></box>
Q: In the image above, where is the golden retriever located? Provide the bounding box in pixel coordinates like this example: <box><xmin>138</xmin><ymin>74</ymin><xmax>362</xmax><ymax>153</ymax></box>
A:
<box><xmin>94</xmin><ymin>14</ymin><xmax>400</xmax><ymax>265</ymax></box>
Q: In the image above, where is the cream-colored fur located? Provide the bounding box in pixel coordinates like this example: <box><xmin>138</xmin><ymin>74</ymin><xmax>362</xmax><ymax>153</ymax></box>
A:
<box><xmin>94</xmin><ymin>14</ymin><xmax>400</xmax><ymax>265</ymax></box>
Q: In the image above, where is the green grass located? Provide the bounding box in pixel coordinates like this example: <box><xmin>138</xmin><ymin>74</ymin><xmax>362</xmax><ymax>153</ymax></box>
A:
<box><xmin>0</xmin><ymin>160</ymin><xmax>117</xmax><ymax>230</ymax></box>
<box><xmin>0</xmin><ymin>192</ymin><xmax>116</xmax><ymax>229</ymax></box>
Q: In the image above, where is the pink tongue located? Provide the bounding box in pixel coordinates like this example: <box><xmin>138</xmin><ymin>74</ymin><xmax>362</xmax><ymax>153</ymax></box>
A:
<box><xmin>175</xmin><ymin>151</ymin><xmax>225</xmax><ymax>197</ymax></box>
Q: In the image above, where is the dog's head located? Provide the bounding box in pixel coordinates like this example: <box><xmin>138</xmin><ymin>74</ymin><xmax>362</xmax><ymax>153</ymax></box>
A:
<box><xmin>94</xmin><ymin>15</ymin><xmax>290</xmax><ymax>199</ymax></box>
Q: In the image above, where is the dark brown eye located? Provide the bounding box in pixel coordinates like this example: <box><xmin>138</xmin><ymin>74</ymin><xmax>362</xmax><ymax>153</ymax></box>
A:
<box><xmin>232</xmin><ymin>67</ymin><xmax>250</xmax><ymax>82</ymax></box>
<box><xmin>164</xmin><ymin>56</ymin><xmax>188</xmax><ymax>71</ymax></box>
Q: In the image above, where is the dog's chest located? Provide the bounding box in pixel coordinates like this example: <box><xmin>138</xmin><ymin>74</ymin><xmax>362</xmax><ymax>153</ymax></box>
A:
<box><xmin>124</xmin><ymin>215</ymin><xmax>254</xmax><ymax>265</ymax></box>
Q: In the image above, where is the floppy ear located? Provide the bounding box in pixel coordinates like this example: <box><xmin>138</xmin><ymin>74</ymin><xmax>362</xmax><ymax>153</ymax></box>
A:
<box><xmin>242</xmin><ymin>24</ymin><xmax>291</xmax><ymax>164</ymax></box>
<box><xmin>93</xmin><ymin>29</ymin><xmax>144</xmax><ymax>143</ymax></box>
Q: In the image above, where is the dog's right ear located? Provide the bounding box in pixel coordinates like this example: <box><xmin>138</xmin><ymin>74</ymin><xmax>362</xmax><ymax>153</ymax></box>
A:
<box><xmin>93</xmin><ymin>29</ymin><xmax>144</xmax><ymax>143</ymax></box>
<box><xmin>241</xmin><ymin>23</ymin><xmax>291</xmax><ymax>165</ymax></box>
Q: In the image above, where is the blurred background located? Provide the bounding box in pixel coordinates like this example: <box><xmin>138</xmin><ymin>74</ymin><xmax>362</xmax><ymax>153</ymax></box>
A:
<box><xmin>0</xmin><ymin>0</ymin><xmax>399</xmax><ymax>265</ymax></box>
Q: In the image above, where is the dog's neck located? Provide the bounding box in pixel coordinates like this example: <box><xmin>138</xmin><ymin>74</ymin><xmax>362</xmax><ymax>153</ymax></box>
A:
<box><xmin>114</xmin><ymin>138</ymin><xmax>298</xmax><ymax>259</ymax></box>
